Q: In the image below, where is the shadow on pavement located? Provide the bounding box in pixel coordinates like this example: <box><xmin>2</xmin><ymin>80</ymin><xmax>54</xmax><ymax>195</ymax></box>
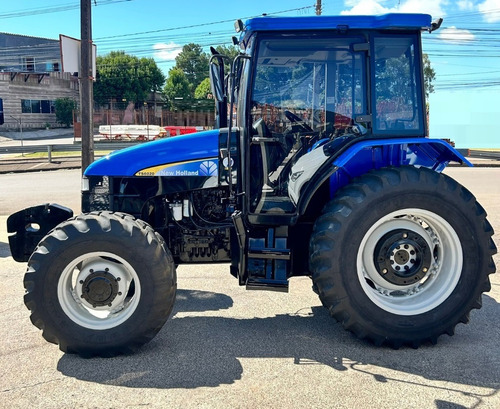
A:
<box><xmin>57</xmin><ymin>289</ymin><xmax>500</xmax><ymax>393</ymax></box>
<box><xmin>0</xmin><ymin>241</ymin><xmax>11</xmax><ymax>258</ymax></box>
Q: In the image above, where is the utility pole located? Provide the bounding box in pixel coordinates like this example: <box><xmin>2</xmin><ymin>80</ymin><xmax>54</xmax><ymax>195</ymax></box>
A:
<box><xmin>316</xmin><ymin>0</ymin><xmax>322</xmax><ymax>15</ymax></box>
<box><xmin>80</xmin><ymin>0</ymin><xmax>94</xmax><ymax>173</ymax></box>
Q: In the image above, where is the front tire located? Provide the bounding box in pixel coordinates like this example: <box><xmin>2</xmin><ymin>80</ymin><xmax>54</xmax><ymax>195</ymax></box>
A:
<box><xmin>24</xmin><ymin>212</ymin><xmax>176</xmax><ymax>357</ymax></box>
<box><xmin>310</xmin><ymin>166</ymin><xmax>496</xmax><ymax>347</ymax></box>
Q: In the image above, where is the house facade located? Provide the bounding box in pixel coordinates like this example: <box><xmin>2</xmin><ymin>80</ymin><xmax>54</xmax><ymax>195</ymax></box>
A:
<box><xmin>0</xmin><ymin>33</ymin><xmax>79</xmax><ymax>131</ymax></box>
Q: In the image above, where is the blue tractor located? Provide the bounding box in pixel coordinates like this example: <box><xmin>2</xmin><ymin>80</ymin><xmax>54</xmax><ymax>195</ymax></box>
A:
<box><xmin>8</xmin><ymin>13</ymin><xmax>496</xmax><ymax>356</ymax></box>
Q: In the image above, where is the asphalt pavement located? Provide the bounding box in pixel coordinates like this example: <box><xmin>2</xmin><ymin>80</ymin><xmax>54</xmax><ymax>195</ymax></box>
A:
<box><xmin>1</xmin><ymin>140</ymin><xmax>499</xmax><ymax>408</ymax></box>
<box><xmin>1</xmin><ymin>167</ymin><xmax>499</xmax><ymax>408</ymax></box>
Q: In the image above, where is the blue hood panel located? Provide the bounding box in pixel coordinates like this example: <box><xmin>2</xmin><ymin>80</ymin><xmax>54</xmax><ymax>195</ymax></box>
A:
<box><xmin>85</xmin><ymin>130</ymin><xmax>220</xmax><ymax>177</ymax></box>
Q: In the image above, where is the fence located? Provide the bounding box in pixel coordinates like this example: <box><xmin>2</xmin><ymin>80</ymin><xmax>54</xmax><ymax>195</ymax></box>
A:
<box><xmin>93</xmin><ymin>107</ymin><xmax>214</xmax><ymax>127</ymax></box>
<box><xmin>73</xmin><ymin>107</ymin><xmax>215</xmax><ymax>138</ymax></box>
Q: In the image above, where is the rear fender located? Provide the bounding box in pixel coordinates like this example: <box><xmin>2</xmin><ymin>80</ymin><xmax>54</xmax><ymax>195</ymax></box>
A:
<box><xmin>297</xmin><ymin>138</ymin><xmax>471</xmax><ymax>215</ymax></box>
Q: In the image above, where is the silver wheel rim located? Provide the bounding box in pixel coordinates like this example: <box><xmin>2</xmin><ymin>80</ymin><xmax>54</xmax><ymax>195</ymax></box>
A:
<box><xmin>57</xmin><ymin>251</ymin><xmax>141</xmax><ymax>330</ymax></box>
<box><xmin>356</xmin><ymin>208</ymin><xmax>462</xmax><ymax>315</ymax></box>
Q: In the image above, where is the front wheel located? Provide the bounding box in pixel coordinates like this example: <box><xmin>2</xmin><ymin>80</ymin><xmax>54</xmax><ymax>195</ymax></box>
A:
<box><xmin>24</xmin><ymin>212</ymin><xmax>176</xmax><ymax>357</ymax></box>
<box><xmin>310</xmin><ymin>166</ymin><xmax>496</xmax><ymax>347</ymax></box>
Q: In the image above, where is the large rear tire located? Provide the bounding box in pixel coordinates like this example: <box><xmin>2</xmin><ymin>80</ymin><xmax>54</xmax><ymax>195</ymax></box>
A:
<box><xmin>309</xmin><ymin>166</ymin><xmax>496</xmax><ymax>347</ymax></box>
<box><xmin>24</xmin><ymin>212</ymin><xmax>176</xmax><ymax>357</ymax></box>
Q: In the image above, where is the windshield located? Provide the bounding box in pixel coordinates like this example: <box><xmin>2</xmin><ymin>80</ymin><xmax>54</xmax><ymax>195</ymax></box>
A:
<box><xmin>250</xmin><ymin>35</ymin><xmax>366</xmax><ymax>136</ymax></box>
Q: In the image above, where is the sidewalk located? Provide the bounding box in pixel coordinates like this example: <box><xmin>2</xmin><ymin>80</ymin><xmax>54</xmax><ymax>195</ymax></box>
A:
<box><xmin>0</xmin><ymin>156</ymin><xmax>82</xmax><ymax>173</ymax></box>
<box><xmin>0</xmin><ymin>128</ymin><xmax>75</xmax><ymax>141</ymax></box>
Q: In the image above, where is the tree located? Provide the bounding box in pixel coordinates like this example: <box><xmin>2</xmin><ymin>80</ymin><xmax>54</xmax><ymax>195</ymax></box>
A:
<box><xmin>55</xmin><ymin>97</ymin><xmax>76</xmax><ymax>127</ymax></box>
<box><xmin>423</xmin><ymin>53</ymin><xmax>435</xmax><ymax>99</ymax></box>
<box><xmin>214</xmin><ymin>45</ymin><xmax>240</xmax><ymax>75</ymax></box>
<box><xmin>167</xmin><ymin>43</ymin><xmax>240</xmax><ymax>105</ymax></box>
<box><xmin>163</xmin><ymin>68</ymin><xmax>192</xmax><ymax>109</ymax></box>
<box><xmin>174</xmin><ymin>44</ymin><xmax>210</xmax><ymax>92</ymax></box>
<box><xmin>94</xmin><ymin>51</ymin><xmax>165</xmax><ymax>107</ymax></box>
<box><xmin>194</xmin><ymin>78</ymin><xmax>211</xmax><ymax>99</ymax></box>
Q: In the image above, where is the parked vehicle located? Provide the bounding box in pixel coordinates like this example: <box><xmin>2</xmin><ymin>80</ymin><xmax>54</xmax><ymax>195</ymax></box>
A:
<box><xmin>7</xmin><ymin>13</ymin><xmax>496</xmax><ymax>357</ymax></box>
<box><xmin>98</xmin><ymin>124</ymin><xmax>165</xmax><ymax>140</ymax></box>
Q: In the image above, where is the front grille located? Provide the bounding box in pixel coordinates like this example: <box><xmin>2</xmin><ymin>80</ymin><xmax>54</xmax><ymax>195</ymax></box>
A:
<box><xmin>83</xmin><ymin>176</ymin><xmax>111</xmax><ymax>212</ymax></box>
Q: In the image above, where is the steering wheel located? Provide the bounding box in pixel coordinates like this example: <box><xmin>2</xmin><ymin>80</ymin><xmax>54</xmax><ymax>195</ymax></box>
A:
<box><xmin>284</xmin><ymin>110</ymin><xmax>313</xmax><ymax>132</ymax></box>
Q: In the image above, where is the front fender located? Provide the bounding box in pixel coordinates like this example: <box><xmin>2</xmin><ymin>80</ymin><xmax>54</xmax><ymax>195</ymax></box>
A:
<box><xmin>7</xmin><ymin>204</ymin><xmax>73</xmax><ymax>262</ymax></box>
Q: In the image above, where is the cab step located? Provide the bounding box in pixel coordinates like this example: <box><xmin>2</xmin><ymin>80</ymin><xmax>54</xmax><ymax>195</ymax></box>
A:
<box><xmin>246</xmin><ymin>227</ymin><xmax>290</xmax><ymax>292</ymax></box>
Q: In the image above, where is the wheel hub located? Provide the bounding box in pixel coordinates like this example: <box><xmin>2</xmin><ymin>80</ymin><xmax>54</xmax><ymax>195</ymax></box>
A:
<box><xmin>374</xmin><ymin>229</ymin><xmax>432</xmax><ymax>286</ymax></box>
<box><xmin>80</xmin><ymin>270</ymin><xmax>119</xmax><ymax>307</ymax></box>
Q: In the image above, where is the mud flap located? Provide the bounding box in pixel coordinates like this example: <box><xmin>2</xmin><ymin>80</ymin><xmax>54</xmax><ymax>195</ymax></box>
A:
<box><xmin>7</xmin><ymin>204</ymin><xmax>73</xmax><ymax>262</ymax></box>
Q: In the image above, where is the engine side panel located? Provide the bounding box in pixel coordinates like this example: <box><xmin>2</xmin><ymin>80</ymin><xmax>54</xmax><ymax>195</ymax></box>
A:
<box><xmin>84</xmin><ymin>130</ymin><xmax>220</xmax><ymax>177</ymax></box>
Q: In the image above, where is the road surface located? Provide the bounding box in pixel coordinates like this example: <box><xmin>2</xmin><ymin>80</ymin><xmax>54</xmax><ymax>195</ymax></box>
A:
<box><xmin>0</xmin><ymin>167</ymin><xmax>498</xmax><ymax>409</ymax></box>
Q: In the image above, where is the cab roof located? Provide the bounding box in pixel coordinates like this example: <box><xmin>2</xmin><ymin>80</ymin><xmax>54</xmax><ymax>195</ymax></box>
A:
<box><xmin>242</xmin><ymin>13</ymin><xmax>432</xmax><ymax>35</ymax></box>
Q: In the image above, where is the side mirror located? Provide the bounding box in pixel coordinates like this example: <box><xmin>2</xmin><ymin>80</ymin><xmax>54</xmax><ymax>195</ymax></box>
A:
<box><xmin>209</xmin><ymin>62</ymin><xmax>225</xmax><ymax>102</ymax></box>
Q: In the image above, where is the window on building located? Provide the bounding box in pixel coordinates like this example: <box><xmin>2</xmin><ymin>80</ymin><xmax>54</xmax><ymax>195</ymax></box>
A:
<box><xmin>21</xmin><ymin>99</ymin><xmax>55</xmax><ymax>114</ymax></box>
<box><xmin>41</xmin><ymin>100</ymin><xmax>51</xmax><ymax>113</ymax></box>
<box><xmin>22</xmin><ymin>99</ymin><xmax>32</xmax><ymax>113</ymax></box>
<box><xmin>0</xmin><ymin>98</ymin><xmax>4</xmax><ymax>125</ymax></box>
<box><xmin>31</xmin><ymin>100</ymin><xmax>41</xmax><ymax>114</ymax></box>
<box><xmin>45</xmin><ymin>62</ymin><xmax>60</xmax><ymax>72</ymax></box>
<box><xmin>22</xmin><ymin>57</ymin><xmax>35</xmax><ymax>72</ymax></box>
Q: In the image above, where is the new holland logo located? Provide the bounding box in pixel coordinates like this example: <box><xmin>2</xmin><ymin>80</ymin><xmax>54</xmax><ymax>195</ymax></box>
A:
<box><xmin>199</xmin><ymin>161</ymin><xmax>217</xmax><ymax>176</ymax></box>
<box><xmin>135</xmin><ymin>158</ymin><xmax>218</xmax><ymax>177</ymax></box>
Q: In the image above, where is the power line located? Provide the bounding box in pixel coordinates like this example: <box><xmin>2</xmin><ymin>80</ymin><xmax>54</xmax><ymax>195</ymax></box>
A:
<box><xmin>0</xmin><ymin>0</ymin><xmax>133</xmax><ymax>19</ymax></box>
<box><xmin>94</xmin><ymin>6</ymin><xmax>315</xmax><ymax>41</ymax></box>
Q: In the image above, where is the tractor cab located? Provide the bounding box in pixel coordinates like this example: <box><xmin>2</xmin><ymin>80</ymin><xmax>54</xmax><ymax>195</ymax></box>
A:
<box><xmin>210</xmin><ymin>14</ymin><xmax>433</xmax><ymax>219</ymax></box>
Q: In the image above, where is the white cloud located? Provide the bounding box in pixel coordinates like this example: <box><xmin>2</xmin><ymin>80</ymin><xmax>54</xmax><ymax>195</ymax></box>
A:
<box><xmin>341</xmin><ymin>0</ymin><xmax>390</xmax><ymax>15</ymax></box>
<box><xmin>398</xmin><ymin>0</ymin><xmax>447</xmax><ymax>17</ymax></box>
<box><xmin>478</xmin><ymin>0</ymin><xmax>500</xmax><ymax>23</ymax></box>
<box><xmin>438</xmin><ymin>26</ymin><xmax>476</xmax><ymax>43</ymax></box>
<box><xmin>341</xmin><ymin>0</ymin><xmax>447</xmax><ymax>18</ymax></box>
<box><xmin>153</xmin><ymin>42</ymin><xmax>182</xmax><ymax>61</ymax></box>
<box><xmin>457</xmin><ymin>0</ymin><xmax>475</xmax><ymax>10</ymax></box>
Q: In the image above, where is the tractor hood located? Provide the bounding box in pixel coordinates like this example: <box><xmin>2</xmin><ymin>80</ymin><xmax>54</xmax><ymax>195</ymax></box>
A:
<box><xmin>84</xmin><ymin>129</ymin><xmax>220</xmax><ymax>177</ymax></box>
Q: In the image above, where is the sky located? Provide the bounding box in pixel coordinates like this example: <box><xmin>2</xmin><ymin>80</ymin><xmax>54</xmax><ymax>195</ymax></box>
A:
<box><xmin>1</xmin><ymin>0</ymin><xmax>500</xmax><ymax>148</ymax></box>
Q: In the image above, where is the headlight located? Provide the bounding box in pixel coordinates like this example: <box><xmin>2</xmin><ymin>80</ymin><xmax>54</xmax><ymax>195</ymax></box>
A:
<box><xmin>81</xmin><ymin>176</ymin><xmax>90</xmax><ymax>192</ymax></box>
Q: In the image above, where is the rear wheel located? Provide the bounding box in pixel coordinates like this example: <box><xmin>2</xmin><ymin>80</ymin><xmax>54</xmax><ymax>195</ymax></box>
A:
<box><xmin>24</xmin><ymin>212</ymin><xmax>176</xmax><ymax>357</ymax></box>
<box><xmin>309</xmin><ymin>166</ymin><xmax>496</xmax><ymax>347</ymax></box>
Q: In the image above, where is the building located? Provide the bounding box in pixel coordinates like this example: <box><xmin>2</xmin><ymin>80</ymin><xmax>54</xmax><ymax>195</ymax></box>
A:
<box><xmin>0</xmin><ymin>32</ymin><xmax>79</xmax><ymax>131</ymax></box>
